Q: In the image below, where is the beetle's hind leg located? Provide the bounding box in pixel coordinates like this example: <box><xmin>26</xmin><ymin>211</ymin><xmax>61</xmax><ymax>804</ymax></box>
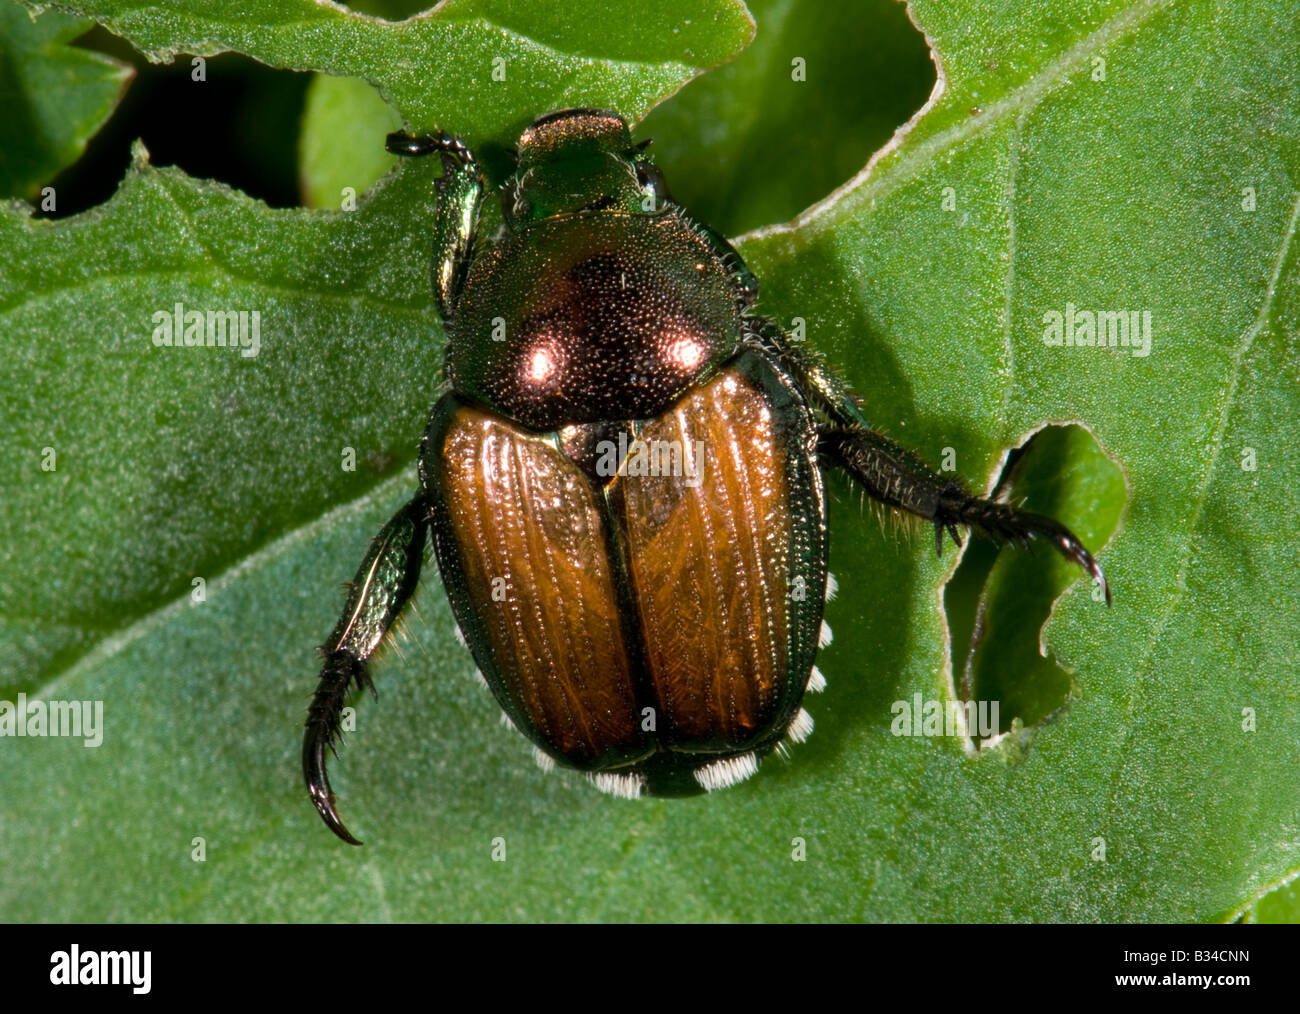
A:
<box><xmin>743</xmin><ymin>317</ymin><xmax>1109</xmax><ymax>603</ymax></box>
<box><xmin>304</xmin><ymin>497</ymin><xmax>430</xmax><ymax>845</ymax></box>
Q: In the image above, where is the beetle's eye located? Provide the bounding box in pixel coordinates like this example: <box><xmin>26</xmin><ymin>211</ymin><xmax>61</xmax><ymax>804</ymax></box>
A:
<box><xmin>636</xmin><ymin>162</ymin><xmax>669</xmax><ymax>206</ymax></box>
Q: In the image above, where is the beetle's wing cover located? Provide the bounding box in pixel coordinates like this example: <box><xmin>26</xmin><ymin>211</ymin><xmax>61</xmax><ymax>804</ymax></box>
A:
<box><xmin>616</xmin><ymin>352</ymin><xmax>826</xmax><ymax>750</ymax></box>
<box><xmin>428</xmin><ymin>400</ymin><xmax>649</xmax><ymax>768</ymax></box>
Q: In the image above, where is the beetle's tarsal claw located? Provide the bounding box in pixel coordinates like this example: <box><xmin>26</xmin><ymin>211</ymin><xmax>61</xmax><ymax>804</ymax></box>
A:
<box><xmin>385</xmin><ymin>129</ymin><xmax>476</xmax><ymax>166</ymax></box>
<box><xmin>1055</xmin><ymin>531</ymin><xmax>1112</xmax><ymax>606</ymax></box>
<box><xmin>304</xmin><ymin>649</ymin><xmax>368</xmax><ymax>845</ymax></box>
<box><xmin>998</xmin><ymin>511</ymin><xmax>1112</xmax><ymax>605</ymax></box>
<box><xmin>305</xmin><ymin>735</ymin><xmax>363</xmax><ymax>846</ymax></box>
<box><xmin>385</xmin><ymin>130</ymin><xmax>425</xmax><ymax>156</ymax></box>
<box><xmin>934</xmin><ymin>519</ymin><xmax>964</xmax><ymax>557</ymax></box>
<box><xmin>937</xmin><ymin>492</ymin><xmax>1108</xmax><ymax>602</ymax></box>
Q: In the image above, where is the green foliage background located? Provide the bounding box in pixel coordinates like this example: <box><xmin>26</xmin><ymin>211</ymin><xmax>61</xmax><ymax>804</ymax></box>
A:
<box><xmin>1</xmin><ymin>0</ymin><xmax>1297</xmax><ymax>922</ymax></box>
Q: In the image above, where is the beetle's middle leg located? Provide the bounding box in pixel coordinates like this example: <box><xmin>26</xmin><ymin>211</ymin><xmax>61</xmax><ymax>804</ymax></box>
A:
<box><xmin>816</xmin><ymin>424</ymin><xmax>1109</xmax><ymax>601</ymax></box>
<box><xmin>744</xmin><ymin>317</ymin><xmax>1109</xmax><ymax>602</ymax></box>
<box><xmin>304</xmin><ymin>497</ymin><xmax>430</xmax><ymax>844</ymax></box>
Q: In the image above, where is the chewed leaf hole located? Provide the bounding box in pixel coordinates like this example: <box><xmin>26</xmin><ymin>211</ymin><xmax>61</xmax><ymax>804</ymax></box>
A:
<box><xmin>944</xmin><ymin>424</ymin><xmax>1125</xmax><ymax>745</ymax></box>
<box><xmin>638</xmin><ymin>0</ymin><xmax>935</xmax><ymax>237</ymax></box>
<box><xmin>41</xmin><ymin>29</ymin><xmax>311</xmax><ymax>219</ymax></box>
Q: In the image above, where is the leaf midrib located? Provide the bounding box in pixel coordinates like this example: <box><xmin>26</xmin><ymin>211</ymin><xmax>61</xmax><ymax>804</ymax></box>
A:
<box><xmin>30</xmin><ymin>467</ymin><xmax>415</xmax><ymax>703</ymax></box>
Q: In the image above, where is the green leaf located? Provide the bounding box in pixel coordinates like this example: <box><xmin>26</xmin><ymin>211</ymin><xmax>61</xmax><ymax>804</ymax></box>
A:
<box><xmin>22</xmin><ymin>0</ymin><xmax>755</xmax><ymax>142</ymax></box>
<box><xmin>299</xmin><ymin>75</ymin><xmax>400</xmax><ymax>210</ymax></box>
<box><xmin>0</xmin><ymin>145</ymin><xmax>446</xmax><ymax>689</ymax></box>
<box><xmin>637</xmin><ymin>0</ymin><xmax>935</xmax><ymax>236</ymax></box>
<box><xmin>737</xmin><ymin>0</ymin><xmax>1300</xmax><ymax>921</ymax></box>
<box><xmin>0</xmin><ymin>1</ymin><xmax>132</xmax><ymax>200</ymax></box>
<box><xmin>299</xmin><ymin>0</ymin><xmax>939</xmax><ymax>236</ymax></box>
<box><xmin>1239</xmin><ymin>875</ymin><xmax>1300</xmax><ymax>924</ymax></box>
<box><xmin>3</xmin><ymin>0</ymin><xmax>1298</xmax><ymax>923</ymax></box>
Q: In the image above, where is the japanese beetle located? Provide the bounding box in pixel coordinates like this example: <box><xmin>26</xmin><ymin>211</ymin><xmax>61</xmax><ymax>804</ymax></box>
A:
<box><xmin>304</xmin><ymin>109</ymin><xmax>1109</xmax><ymax>844</ymax></box>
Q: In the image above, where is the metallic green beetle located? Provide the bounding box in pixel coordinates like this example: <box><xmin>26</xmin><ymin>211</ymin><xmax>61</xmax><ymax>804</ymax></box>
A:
<box><xmin>304</xmin><ymin>109</ymin><xmax>1109</xmax><ymax>844</ymax></box>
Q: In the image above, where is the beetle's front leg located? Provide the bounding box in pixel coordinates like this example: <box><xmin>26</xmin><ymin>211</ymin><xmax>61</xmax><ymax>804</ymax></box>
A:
<box><xmin>744</xmin><ymin>317</ymin><xmax>1109</xmax><ymax>603</ymax></box>
<box><xmin>386</xmin><ymin>128</ymin><xmax>485</xmax><ymax>323</ymax></box>
<box><xmin>304</xmin><ymin>497</ymin><xmax>430</xmax><ymax>844</ymax></box>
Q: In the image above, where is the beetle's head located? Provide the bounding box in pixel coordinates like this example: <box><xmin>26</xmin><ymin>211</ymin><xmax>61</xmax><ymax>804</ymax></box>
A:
<box><xmin>503</xmin><ymin>109</ymin><xmax>668</xmax><ymax>224</ymax></box>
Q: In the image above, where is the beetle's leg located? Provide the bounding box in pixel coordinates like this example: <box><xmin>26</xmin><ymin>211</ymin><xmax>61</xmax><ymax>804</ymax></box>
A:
<box><xmin>304</xmin><ymin>497</ymin><xmax>430</xmax><ymax>844</ymax></box>
<box><xmin>818</xmin><ymin>425</ymin><xmax>1110</xmax><ymax>603</ymax></box>
<box><xmin>744</xmin><ymin>317</ymin><xmax>1110</xmax><ymax>603</ymax></box>
<box><xmin>744</xmin><ymin>317</ymin><xmax>875</xmax><ymax>427</ymax></box>
<box><xmin>386</xmin><ymin>129</ymin><xmax>485</xmax><ymax>323</ymax></box>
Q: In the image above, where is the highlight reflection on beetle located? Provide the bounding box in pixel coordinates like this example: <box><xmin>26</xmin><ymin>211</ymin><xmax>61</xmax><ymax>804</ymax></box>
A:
<box><xmin>304</xmin><ymin>109</ymin><xmax>1109</xmax><ymax>844</ymax></box>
